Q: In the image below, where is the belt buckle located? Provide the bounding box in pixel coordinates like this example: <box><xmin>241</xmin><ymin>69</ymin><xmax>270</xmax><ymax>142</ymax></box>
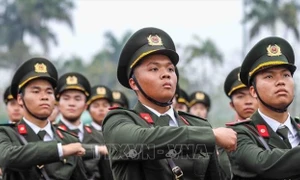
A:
<box><xmin>172</xmin><ymin>166</ymin><xmax>183</xmax><ymax>179</ymax></box>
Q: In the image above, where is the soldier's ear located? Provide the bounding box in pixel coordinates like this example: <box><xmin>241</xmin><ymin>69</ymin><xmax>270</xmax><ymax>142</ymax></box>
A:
<box><xmin>229</xmin><ymin>101</ymin><xmax>235</xmax><ymax>109</ymax></box>
<box><xmin>249</xmin><ymin>86</ymin><xmax>257</xmax><ymax>98</ymax></box>
<box><xmin>129</xmin><ymin>78</ymin><xmax>138</xmax><ymax>91</ymax></box>
<box><xmin>17</xmin><ymin>93</ymin><xmax>24</xmax><ymax>106</ymax></box>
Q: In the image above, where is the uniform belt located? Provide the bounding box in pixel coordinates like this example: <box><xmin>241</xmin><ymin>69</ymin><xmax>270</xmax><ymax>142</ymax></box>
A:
<box><xmin>166</xmin><ymin>158</ymin><xmax>183</xmax><ymax>180</ymax></box>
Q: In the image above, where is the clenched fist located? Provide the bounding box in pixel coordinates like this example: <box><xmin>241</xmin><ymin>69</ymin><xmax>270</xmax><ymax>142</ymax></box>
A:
<box><xmin>213</xmin><ymin>127</ymin><xmax>237</xmax><ymax>152</ymax></box>
<box><xmin>62</xmin><ymin>143</ymin><xmax>86</xmax><ymax>157</ymax></box>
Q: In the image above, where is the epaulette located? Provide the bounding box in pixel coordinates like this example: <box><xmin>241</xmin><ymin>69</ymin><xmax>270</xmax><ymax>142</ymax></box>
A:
<box><xmin>178</xmin><ymin>111</ymin><xmax>207</xmax><ymax>121</ymax></box>
<box><xmin>56</xmin><ymin>127</ymin><xmax>79</xmax><ymax>139</ymax></box>
<box><xmin>225</xmin><ymin>119</ymin><xmax>251</xmax><ymax>126</ymax></box>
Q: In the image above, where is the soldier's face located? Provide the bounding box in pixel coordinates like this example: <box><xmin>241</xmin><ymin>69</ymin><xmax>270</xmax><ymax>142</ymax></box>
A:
<box><xmin>130</xmin><ymin>54</ymin><xmax>177</xmax><ymax>103</ymax></box>
<box><xmin>230</xmin><ymin>88</ymin><xmax>258</xmax><ymax>120</ymax></box>
<box><xmin>174</xmin><ymin>103</ymin><xmax>188</xmax><ymax>112</ymax></box>
<box><xmin>58</xmin><ymin>90</ymin><xmax>87</xmax><ymax>122</ymax></box>
<box><xmin>18</xmin><ymin>79</ymin><xmax>55</xmax><ymax>119</ymax></box>
<box><xmin>89</xmin><ymin>99</ymin><xmax>111</xmax><ymax>125</ymax></box>
<box><xmin>250</xmin><ymin>66</ymin><xmax>294</xmax><ymax>109</ymax></box>
<box><xmin>189</xmin><ymin>103</ymin><xmax>208</xmax><ymax>119</ymax></box>
<box><xmin>6</xmin><ymin>99</ymin><xmax>23</xmax><ymax>123</ymax></box>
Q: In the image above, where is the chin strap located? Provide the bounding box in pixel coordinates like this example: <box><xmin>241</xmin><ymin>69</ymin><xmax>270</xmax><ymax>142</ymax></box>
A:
<box><xmin>132</xmin><ymin>74</ymin><xmax>173</xmax><ymax>107</ymax></box>
<box><xmin>20</xmin><ymin>93</ymin><xmax>48</xmax><ymax>121</ymax></box>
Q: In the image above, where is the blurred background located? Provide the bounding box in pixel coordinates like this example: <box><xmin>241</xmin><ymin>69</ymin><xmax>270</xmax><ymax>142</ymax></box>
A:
<box><xmin>1</xmin><ymin>0</ymin><xmax>300</xmax><ymax>127</ymax></box>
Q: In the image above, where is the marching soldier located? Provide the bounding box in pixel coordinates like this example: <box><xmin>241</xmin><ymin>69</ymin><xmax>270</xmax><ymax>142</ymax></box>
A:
<box><xmin>189</xmin><ymin>91</ymin><xmax>211</xmax><ymax>119</ymax></box>
<box><xmin>224</xmin><ymin>66</ymin><xmax>258</xmax><ymax>121</ymax></box>
<box><xmin>3</xmin><ymin>86</ymin><xmax>23</xmax><ymax>123</ymax></box>
<box><xmin>0</xmin><ymin>57</ymin><xmax>87</xmax><ymax>180</ymax></box>
<box><xmin>173</xmin><ymin>85</ymin><xmax>189</xmax><ymax>112</ymax></box>
<box><xmin>55</xmin><ymin>72</ymin><xmax>111</xmax><ymax>180</ymax></box>
<box><xmin>102</xmin><ymin>27</ymin><xmax>237</xmax><ymax>180</ymax></box>
<box><xmin>87</xmin><ymin>84</ymin><xmax>114</xmax><ymax>180</ymax></box>
<box><xmin>112</xmin><ymin>90</ymin><xmax>129</xmax><ymax>108</ymax></box>
<box><xmin>227</xmin><ymin>37</ymin><xmax>300</xmax><ymax>179</ymax></box>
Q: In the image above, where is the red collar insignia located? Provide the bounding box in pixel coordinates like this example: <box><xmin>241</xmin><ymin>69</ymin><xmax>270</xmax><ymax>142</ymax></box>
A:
<box><xmin>85</xmin><ymin>126</ymin><xmax>92</xmax><ymax>134</ymax></box>
<box><xmin>18</xmin><ymin>124</ymin><xmax>27</xmax><ymax>135</ymax></box>
<box><xmin>256</xmin><ymin>124</ymin><xmax>270</xmax><ymax>138</ymax></box>
<box><xmin>179</xmin><ymin>116</ymin><xmax>190</xmax><ymax>125</ymax></box>
<box><xmin>58</xmin><ymin>125</ymin><xmax>67</xmax><ymax>131</ymax></box>
<box><xmin>56</xmin><ymin>129</ymin><xmax>64</xmax><ymax>139</ymax></box>
<box><xmin>140</xmin><ymin>113</ymin><xmax>154</xmax><ymax>124</ymax></box>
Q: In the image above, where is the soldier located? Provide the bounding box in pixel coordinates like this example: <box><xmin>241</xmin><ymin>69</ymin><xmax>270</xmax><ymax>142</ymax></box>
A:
<box><xmin>173</xmin><ymin>85</ymin><xmax>189</xmax><ymax>112</ymax></box>
<box><xmin>189</xmin><ymin>91</ymin><xmax>211</xmax><ymax>119</ymax></box>
<box><xmin>224</xmin><ymin>66</ymin><xmax>258</xmax><ymax>121</ymax></box>
<box><xmin>3</xmin><ymin>86</ymin><xmax>23</xmax><ymax>123</ymax></box>
<box><xmin>55</xmin><ymin>72</ymin><xmax>111</xmax><ymax>180</ymax></box>
<box><xmin>0</xmin><ymin>57</ymin><xmax>87</xmax><ymax>180</ymax></box>
<box><xmin>102</xmin><ymin>27</ymin><xmax>237</xmax><ymax>180</ymax></box>
<box><xmin>87</xmin><ymin>84</ymin><xmax>114</xmax><ymax>180</ymax></box>
<box><xmin>227</xmin><ymin>37</ymin><xmax>300</xmax><ymax>179</ymax></box>
<box><xmin>112</xmin><ymin>90</ymin><xmax>129</xmax><ymax>109</ymax></box>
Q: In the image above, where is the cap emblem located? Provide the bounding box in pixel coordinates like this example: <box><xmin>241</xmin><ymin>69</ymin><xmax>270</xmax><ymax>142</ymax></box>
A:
<box><xmin>267</xmin><ymin>44</ymin><xmax>282</xmax><ymax>56</ymax></box>
<box><xmin>113</xmin><ymin>92</ymin><xmax>121</xmax><ymax>99</ymax></box>
<box><xmin>66</xmin><ymin>76</ymin><xmax>78</xmax><ymax>85</ymax></box>
<box><xmin>97</xmin><ymin>87</ymin><xmax>106</xmax><ymax>95</ymax></box>
<box><xmin>195</xmin><ymin>92</ymin><xmax>205</xmax><ymax>100</ymax></box>
<box><xmin>34</xmin><ymin>63</ymin><xmax>47</xmax><ymax>73</ymax></box>
<box><xmin>147</xmin><ymin>34</ymin><xmax>163</xmax><ymax>46</ymax></box>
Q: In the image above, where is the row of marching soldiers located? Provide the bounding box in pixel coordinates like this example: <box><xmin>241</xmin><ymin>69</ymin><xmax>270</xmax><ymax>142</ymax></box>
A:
<box><xmin>1</xmin><ymin>26</ymin><xmax>299</xmax><ymax>180</ymax></box>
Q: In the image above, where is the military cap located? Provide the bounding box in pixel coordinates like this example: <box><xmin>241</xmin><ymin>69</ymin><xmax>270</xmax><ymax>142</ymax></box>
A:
<box><xmin>224</xmin><ymin>66</ymin><xmax>247</xmax><ymax>98</ymax></box>
<box><xmin>55</xmin><ymin>72</ymin><xmax>91</xmax><ymax>100</ymax></box>
<box><xmin>11</xmin><ymin>57</ymin><xmax>58</xmax><ymax>99</ymax></box>
<box><xmin>87</xmin><ymin>85</ymin><xmax>113</xmax><ymax>105</ymax></box>
<box><xmin>189</xmin><ymin>91</ymin><xmax>211</xmax><ymax>110</ymax></box>
<box><xmin>117</xmin><ymin>27</ymin><xmax>179</xmax><ymax>89</ymax></box>
<box><xmin>240</xmin><ymin>36</ymin><xmax>296</xmax><ymax>86</ymax></box>
<box><xmin>112</xmin><ymin>90</ymin><xmax>129</xmax><ymax>108</ymax></box>
<box><xmin>175</xmin><ymin>86</ymin><xmax>189</xmax><ymax>106</ymax></box>
<box><xmin>3</xmin><ymin>86</ymin><xmax>14</xmax><ymax>104</ymax></box>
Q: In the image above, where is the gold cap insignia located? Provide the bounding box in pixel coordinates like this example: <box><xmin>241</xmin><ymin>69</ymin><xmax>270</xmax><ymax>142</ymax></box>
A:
<box><xmin>147</xmin><ymin>35</ymin><xmax>163</xmax><ymax>46</ymax></box>
<box><xmin>113</xmin><ymin>92</ymin><xmax>121</xmax><ymax>99</ymax></box>
<box><xmin>97</xmin><ymin>87</ymin><xmax>106</xmax><ymax>95</ymax></box>
<box><xmin>66</xmin><ymin>76</ymin><xmax>78</xmax><ymax>85</ymax></box>
<box><xmin>195</xmin><ymin>92</ymin><xmax>205</xmax><ymax>100</ymax></box>
<box><xmin>7</xmin><ymin>94</ymin><xmax>13</xmax><ymax>100</ymax></box>
<box><xmin>267</xmin><ymin>44</ymin><xmax>282</xmax><ymax>56</ymax></box>
<box><xmin>34</xmin><ymin>63</ymin><xmax>47</xmax><ymax>73</ymax></box>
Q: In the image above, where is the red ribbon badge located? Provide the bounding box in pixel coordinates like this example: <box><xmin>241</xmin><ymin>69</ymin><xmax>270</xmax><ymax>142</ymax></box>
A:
<box><xmin>85</xmin><ymin>126</ymin><xmax>92</xmax><ymax>134</ymax></box>
<box><xmin>140</xmin><ymin>113</ymin><xmax>154</xmax><ymax>124</ymax></box>
<box><xmin>17</xmin><ymin>124</ymin><xmax>27</xmax><ymax>135</ymax></box>
<box><xmin>256</xmin><ymin>125</ymin><xmax>270</xmax><ymax>138</ymax></box>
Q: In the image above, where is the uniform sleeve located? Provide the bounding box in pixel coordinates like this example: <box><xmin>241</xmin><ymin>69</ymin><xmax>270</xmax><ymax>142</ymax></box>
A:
<box><xmin>103</xmin><ymin>113</ymin><xmax>216</xmax><ymax>160</ymax></box>
<box><xmin>82</xmin><ymin>144</ymin><xmax>98</xmax><ymax>160</ymax></box>
<box><xmin>0</xmin><ymin>128</ymin><xmax>60</xmax><ymax>169</ymax></box>
<box><xmin>228</xmin><ymin>125</ymin><xmax>300</xmax><ymax>179</ymax></box>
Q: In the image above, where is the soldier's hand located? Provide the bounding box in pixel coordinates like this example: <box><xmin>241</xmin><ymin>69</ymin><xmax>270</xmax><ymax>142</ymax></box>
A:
<box><xmin>98</xmin><ymin>145</ymin><xmax>108</xmax><ymax>155</ymax></box>
<box><xmin>213</xmin><ymin>127</ymin><xmax>237</xmax><ymax>152</ymax></box>
<box><xmin>62</xmin><ymin>143</ymin><xmax>86</xmax><ymax>157</ymax></box>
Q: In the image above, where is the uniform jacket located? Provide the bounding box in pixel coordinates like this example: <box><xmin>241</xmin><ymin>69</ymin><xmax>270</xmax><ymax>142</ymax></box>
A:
<box><xmin>0</xmin><ymin>119</ymin><xmax>87</xmax><ymax>180</ymax></box>
<box><xmin>57</xmin><ymin>121</ymin><xmax>113</xmax><ymax>180</ymax></box>
<box><xmin>228</xmin><ymin>111</ymin><xmax>300</xmax><ymax>180</ymax></box>
<box><xmin>103</xmin><ymin>101</ymin><xmax>224</xmax><ymax>180</ymax></box>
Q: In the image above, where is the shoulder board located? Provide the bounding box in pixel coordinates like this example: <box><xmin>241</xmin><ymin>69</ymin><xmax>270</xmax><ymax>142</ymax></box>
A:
<box><xmin>109</xmin><ymin>106</ymin><xmax>125</xmax><ymax>110</ymax></box>
<box><xmin>225</xmin><ymin>119</ymin><xmax>251</xmax><ymax>126</ymax></box>
<box><xmin>178</xmin><ymin>111</ymin><xmax>207</xmax><ymax>121</ymax></box>
<box><xmin>56</xmin><ymin>127</ymin><xmax>79</xmax><ymax>139</ymax></box>
<box><xmin>0</xmin><ymin>123</ymin><xmax>16</xmax><ymax>127</ymax></box>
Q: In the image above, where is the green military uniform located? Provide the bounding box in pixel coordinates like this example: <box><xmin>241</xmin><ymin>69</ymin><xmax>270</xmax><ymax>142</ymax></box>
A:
<box><xmin>102</xmin><ymin>27</ymin><xmax>225</xmax><ymax>180</ymax></box>
<box><xmin>112</xmin><ymin>90</ymin><xmax>129</xmax><ymax>108</ymax></box>
<box><xmin>227</xmin><ymin>37</ymin><xmax>300</xmax><ymax>179</ymax></box>
<box><xmin>0</xmin><ymin>57</ymin><xmax>87</xmax><ymax>180</ymax></box>
<box><xmin>55</xmin><ymin>73</ymin><xmax>113</xmax><ymax>180</ymax></box>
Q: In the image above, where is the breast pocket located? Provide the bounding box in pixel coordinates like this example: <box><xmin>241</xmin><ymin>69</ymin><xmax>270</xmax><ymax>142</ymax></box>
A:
<box><xmin>193</xmin><ymin>153</ymin><xmax>210</xmax><ymax>177</ymax></box>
